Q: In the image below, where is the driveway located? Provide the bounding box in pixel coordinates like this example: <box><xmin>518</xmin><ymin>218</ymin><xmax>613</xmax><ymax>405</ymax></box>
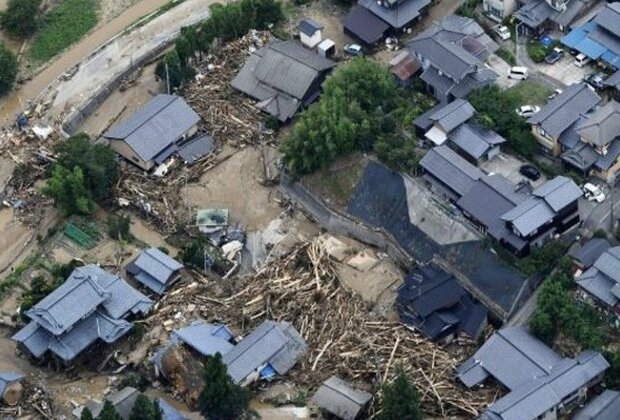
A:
<box><xmin>480</xmin><ymin>152</ymin><xmax>547</xmax><ymax>188</ymax></box>
<box><xmin>487</xmin><ymin>54</ymin><xmax>519</xmax><ymax>89</ymax></box>
<box><xmin>580</xmin><ymin>183</ymin><xmax>620</xmax><ymax>233</ymax></box>
<box><xmin>530</xmin><ymin>53</ymin><xmax>592</xmax><ymax>86</ymax></box>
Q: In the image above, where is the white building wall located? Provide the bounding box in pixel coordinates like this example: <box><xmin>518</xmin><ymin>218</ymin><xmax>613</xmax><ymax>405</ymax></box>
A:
<box><xmin>300</xmin><ymin>31</ymin><xmax>322</xmax><ymax>48</ymax></box>
<box><xmin>483</xmin><ymin>0</ymin><xmax>518</xmax><ymax>21</ymax></box>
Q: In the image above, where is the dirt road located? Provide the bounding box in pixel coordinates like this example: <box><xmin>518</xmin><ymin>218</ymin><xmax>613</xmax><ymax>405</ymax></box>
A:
<box><xmin>0</xmin><ymin>0</ymin><xmax>208</xmax><ymax>125</ymax></box>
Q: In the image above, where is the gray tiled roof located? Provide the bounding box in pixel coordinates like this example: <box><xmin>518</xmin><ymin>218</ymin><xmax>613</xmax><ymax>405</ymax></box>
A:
<box><xmin>576</xmin><ymin>268</ymin><xmax>618</xmax><ymax>306</ymax></box>
<box><xmin>0</xmin><ymin>372</ymin><xmax>23</xmax><ymax>398</ymax></box>
<box><xmin>532</xmin><ymin>175</ymin><xmax>583</xmax><ymax>212</ymax></box>
<box><xmin>483</xmin><ymin>351</ymin><xmax>609</xmax><ymax>420</ymax></box>
<box><xmin>130</xmin><ymin>248</ymin><xmax>183</xmax><ymax>294</ymax></box>
<box><xmin>177</xmin><ymin>134</ymin><xmax>214</xmax><ymax>165</ymax></box>
<box><xmin>569</xmin><ymin>238</ymin><xmax>610</xmax><ymax>269</ymax></box>
<box><xmin>593</xmin><ymin>247</ymin><xmax>620</xmax><ymax>282</ymax></box>
<box><xmin>448</xmin><ymin>68</ymin><xmax>497</xmax><ymax>98</ymax></box>
<box><xmin>311</xmin><ymin>376</ymin><xmax>372</xmax><ymax>420</ymax></box>
<box><xmin>528</xmin><ymin>83</ymin><xmax>600</xmax><ymax>138</ymax></box>
<box><xmin>576</xmin><ymin>100</ymin><xmax>620</xmax><ymax>147</ymax></box>
<box><xmin>594</xmin><ymin>2</ymin><xmax>620</xmax><ymax>38</ymax></box>
<box><xmin>419</xmin><ymin>67</ymin><xmax>455</xmax><ymax>97</ymax></box>
<box><xmin>358</xmin><ymin>0</ymin><xmax>431</xmax><ymax>29</ymax></box>
<box><xmin>551</xmin><ymin>0</ymin><xmax>586</xmax><ymax>27</ymax></box>
<box><xmin>223</xmin><ymin>320</ymin><xmax>307</xmax><ymax>384</ymax></box>
<box><xmin>231</xmin><ymin>40</ymin><xmax>335</xmax><ymax>121</ymax></box>
<box><xmin>455</xmin><ymin>327</ymin><xmax>562</xmax><ymax>390</ymax></box>
<box><xmin>450</xmin><ymin>123</ymin><xmax>506</xmax><ymax>160</ymax></box>
<box><xmin>409</xmin><ymin>37</ymin><xmax>481</xmax><ymax>81</ymax></box>
<box><xmin>104</xmin><ymin>95</ymin><xmax>200</xmax><ymax>162</ymax></box>
<box><xmin>514</xmin><ymin>0</ymin><xmax>554</xmax><ymax>28</ymax></box>
<box><xmin>429</xmin><ymin>98</ymin><xmax>475</xmax><ymax>132</ymax></box>
<box><xmin>594</xmin><ymin>139</ymin><xmax>620</xmax><ymax>171</ymax></box>
<box><xmin>605</xmin><ymin>70</ymin><xmax>620</xmax><ymax>90</ymax></box>
<box><xmin>343</xmin><ymin>5</ymin><xmax>390</xmax><ymax>45</ymax></box>
<box><xmin>420</xmin><ymin>146</ymin><xmax>483</xmax><ymax>197</ymax></box>
<box><xmin>574</xmin><ymin>390</ymin><xmax>620</xmax><ymax>420</ymax></box>
<box><xmin>171</xmin><ymin>320</ymin><xmax>234</xmax><ymax>357</ymax></box>
<box><xmin>298</xmin><ymin>18</ymin><xmax>323</xmax><ymax>36</ymax></box>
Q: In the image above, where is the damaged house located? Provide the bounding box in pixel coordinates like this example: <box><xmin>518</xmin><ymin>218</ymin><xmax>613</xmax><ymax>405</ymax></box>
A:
<box><xmin>12</xmin><ymin>265</ymin><xmax>152</xmax><ymax>363</ymax></box>
<box><xmin>456</xmin><ymin>327</ymin><xmax>609</xmax><ymax>420</ymax></box>
<box><xmin>125</xmin><ymin>247</ymin><xmax>184</xmax><ymax>295</ymax></box>
<box><xmin>103</xmin><ymin>94</ymin><xmax>200</xmax><ymax>171</ymax></box>
<box><xmin>231</xmin><ymin>40</ymin><xmax>336</xmax><ymax>122</ymax></box>
<box><xmin>397</xmin><ymin>265</ymin><xmax>488</xmax><ymax>343</ymax></box>
<box><xmin>407</xmin><ymin>15</ymin><xmax>498</xmax><ymax>103</ymax></box>
<box><xmin>311</xmin><ymin>376</ymin><xmax>373</xmax><ymax>420</ymax></box>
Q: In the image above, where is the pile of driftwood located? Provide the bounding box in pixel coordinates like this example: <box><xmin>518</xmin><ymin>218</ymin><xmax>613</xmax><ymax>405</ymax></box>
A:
<box><xmin>181</xmin><ymin>31</ymin><xmax>275</xmax><ymax>147</ymax></box>
<box><xmin>0</xmin><ymin>380</ymin><xmax>54</xmax><ymax>419</ymax></box>
<box><xmin>147</xmin><ymin>242</ymin><xmax>497</xmax><ymax>417</ymax></box>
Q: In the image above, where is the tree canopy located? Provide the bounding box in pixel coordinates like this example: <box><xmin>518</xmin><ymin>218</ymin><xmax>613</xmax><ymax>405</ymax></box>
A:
<box><xmin>0</xmin><ymin>43</ymin><xmax>18</xmax><ymax>96</ymax></box>
<box><xmin>80</xmin><ymin>407</ymin><xmax>94</xmax><ymax>420</ymax></box>
<box><xmin>0</xmin><ymin>0</ymin><xmax>41</xmax><ymax>38</ymax></box>
<box><xmin>96</xmin><ymin>401</ymin><xmax>121</xmax><ymax>420</ymax></box>
<box><xmin>42</xmin><ymin>165</ymin><xmax>94</xmax><ymax>215</ymax></box>
<box><xmin>377</xmin><ymin>368</ymin><xmax>422</xmax><ymax>420</ymax></box>
<box><xmin>199</xmin><ymin>352</ymin><xmax>250</xmax><ymax>420</ymax></box>
<box><xmin>128</xmin><ymin>394</ymin><xmax>163</xmax><ymax>420</ymax></box>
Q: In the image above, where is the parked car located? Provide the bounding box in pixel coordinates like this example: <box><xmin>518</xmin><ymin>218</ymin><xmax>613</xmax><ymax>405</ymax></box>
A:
<box><xmin>508</xmin><ymin>66</ymin><xmax>529</xmax><ymax>80</ymax></box>
<box><xmin>519</xmin><ymin>164</ymin><xmax>541</xmax><ymax>181</ymax></box>
<box><xmin>344</xmin><ymin>44</ymin><xmax>363</xmax><ymax>56</ymax></box>
<box><xmin>515</xmin><ymin>105</ymin><xmax>541</xmax><ymax>117</ymax></box>
<box><xmin>574</xmin><ymin>53</ymin><xmax>591</xmax><ymax>67</ymax></box>
<box><xmin>584</xmin><ymin>72</ymin><xmax>606</xmax><ymax>89</ymax></box>
<box><xmin>583</xmin><ymin>183</ymin><xmax>606</xmax><ymax>203</ymax></box>
<box><xmin>547</xmin><ymin>88</ymin><xmax>563</xmax><ymax>100</ymax></box>
<box><xmin>493</xmin><ymin>25</ymin><xmax>511</xmax><ymax>41</ymax></box>
<box><xmin>544</xmin><ymin>47</ymin><xmax>564</xmax><ymax>64</ymax></box>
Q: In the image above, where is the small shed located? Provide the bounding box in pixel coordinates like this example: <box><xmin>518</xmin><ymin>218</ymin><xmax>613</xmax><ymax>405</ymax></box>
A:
<box><xmin>312</xmin><ymin>376</ymin><xmax>372</xmax><ymax>420</ymax></box>
<box><xmin>196</xmin><ymin>209</ymin><xmax>229</xmax><ymax>233</ymax></box>
<box><xmin>317</xmin><ymin>39</ymin><xmax>336</xmax><ymax>58</ymax></box>
<box><xmin>298</xmin><ymin>18</ymin><xmax>323</xmax><ymax>48</ymax></box>
<box><xmin>389</xmin><ymin>51</ymin><xmax>421</xmax><ymax>86</ymax></box>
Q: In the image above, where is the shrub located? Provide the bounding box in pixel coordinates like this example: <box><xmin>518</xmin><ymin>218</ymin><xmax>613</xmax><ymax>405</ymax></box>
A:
<box><xmin>0</xmin><ymin>43</ymin><xmax>18</xmax><ymax>96</ymax></box>
<box><xmin>377</xmin><ymin>367</ymin><xmax>422</xmax><ymax>420</ymax></box>
<box><xmin>0</xmin><ymin>0</ymin><xmax>41</xmax><ymax>38</ymax></box>
<box><xmin>107</xmin><ymin>215</ymin><xmax>132</xmax><ymax>241</ymax></box>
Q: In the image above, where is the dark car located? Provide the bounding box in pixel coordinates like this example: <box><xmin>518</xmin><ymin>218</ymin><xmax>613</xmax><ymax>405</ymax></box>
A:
<box><xmin>544</xmin><ymin>48</ymin><xmax>564</xmax><ymax>64</ymax></box>
<box><xmin>584</xmin><ymin>72</ymin><xmax>606</xmax><ymax>89</ymax></box>
<box><xmin>519</xmin><ymin>164</ymin><xmax>541</xmax><ymax>181</ymax></box>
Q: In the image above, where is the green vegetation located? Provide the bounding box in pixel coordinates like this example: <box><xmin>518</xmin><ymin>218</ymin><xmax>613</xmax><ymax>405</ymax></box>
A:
<box><xmin>0</xmin><ymin>43</ymin><xmax>18</xmax><ymax>96</ymax></box>
<box><xmin>107</xmin><ymin>215</ymin><xmax>132</xmax><ymax>241</ymax></box>
<box><xmin>378</xmin><ymin>367</ymin><xmax>422</xmax><ymax>420</ymax></box>
<box><xmin>469</xmin><ymin>84</ymin><xmax>542</xmax><ymax>160</ymax></box>
<box><xmin>30</xmin><ymin>0</ymin><xmax>98</xmax><ymax>62</ymax></box>
<box><xmin>0</xmin><ymin>255</ymin><xmax>40</xmax><ymax>298</ymax></box>
<box><xmin>508</xmin><ymin>80</ymin><xmax>553</xmax><ymax>106</ymax></box>
<box><xmin>0</xmin><ymin>0</ymin><xmax>41</xmax><ymax>38</ymax></box>
<box><xmin>20</xmin><ymin>260</ymin><xmax>82</xmax><ymax>317</ymax></box>
<box><xmin>455</xmin><ymin>0</ymin><xmax>481</xmax><ymax>19</ymax></box>
<box><xmin>496</xmin><ymin>48</ymin><xmax>516</xmax><ymax>66</ymax></box>
<box><xmin>158</xmin><ymin>0</ymin><xmax>283</xmax><ymax>88</ymax></box>
<box><xmin>43</xmin><ymin>133</ymin><xmax>118</xmax><ymax>215</ymax></box>
<box><xmin>526</xmin><ymin>40</ymin><xmax>547</xmax><ymax>63</ymax></box>
<box><xmin>180</xmin><ymin>237</ymin><xmax>233</xmax><ymax>275</ymax></box>
<box><xmin>199</xmin><ymin>352</ymin><xmax>250</xmax><ymax>420</ymax></box>
<box><xmin>97</xmin><ymin>401</ymin><xmax>121</xmax><ymax>420</ymax></box>
<box><xmin>80</xmin><ymin>407</ymin><xmax>94</xmax><ymax>420</ymax></box>
<box><xmin>129</xmin><ymin>395</ymin><xmax>163</xmax><ymax>420</ymax></box>
<box><xmin>517</xmin><ymin>241</ymin><xmax>569</xmax><ymax>277</ymax></box>
<box><xmin>281</xmin><ymin>58</ymin><xmax>427</xmax><ymax>176</ymax></box>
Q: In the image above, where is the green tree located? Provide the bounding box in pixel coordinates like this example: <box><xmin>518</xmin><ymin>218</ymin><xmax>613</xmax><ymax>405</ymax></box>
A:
<box><xmin>80</xmin><ymin>407</ymin><xmax>94</xmax><ymax>420</ymax></box>
<box><xmin>0</xmin><ymin>43</ymin><xmax>18</xmax><ymax>96</ymax></box>
<box><xmin>199</xmin><ymin>352</ymin><xmax>250</xmax><ymax>420</ymax></box>
<box><xmin>107</xmin><ymin>215</ymin><xmax>132</xmax><ymax>241</ymax></box>
<box><xmin>42</xmin><ymin>165</ymin><xmax>94</xmax><ymax>215</ymax></box>
<box><xmin>128</xmin><ymin>394</ymin><xmax>163</xmax><ymax>420</ymax></box>
<box><xmin>54</xmin><ymin>133</ymin><xmax>119</xmax><ymax>201</ymax></box>
<box><xmin>0</xmin><ymin>0</ymin><xmax>41</xmax><ymax>38</ymax></box>
<box><xmin>378</xmin><ymin>368</ymin><xmax>422</xmax><ymax>420</ymax></box>
<box><xmin>97</xmin><ymin>401</ymin><xmax>121</xmax><ymax>420</ymax></box>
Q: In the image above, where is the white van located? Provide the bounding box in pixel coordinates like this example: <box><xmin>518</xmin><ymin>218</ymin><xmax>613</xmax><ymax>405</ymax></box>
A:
<box><xmin>508</xmin><ymin>66</ymin><xmax>529</xmax><ymax>80</ymax></box>
<box><xmin>574</xmin><ymin>53</ymin><xmax>590</xmax><ymax>67</ymax></box>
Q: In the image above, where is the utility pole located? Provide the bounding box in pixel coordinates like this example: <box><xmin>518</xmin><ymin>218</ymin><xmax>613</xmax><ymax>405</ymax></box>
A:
<box><xmin>165</xmin><ymin>62</ymin><xmax>170</xmax><ymax>95</ymax></box>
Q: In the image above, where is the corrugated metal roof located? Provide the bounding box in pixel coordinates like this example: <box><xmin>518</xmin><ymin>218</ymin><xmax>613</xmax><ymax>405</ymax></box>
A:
<box><xmin>420</xmin><ymin>145</ymin><xmax>482</xmax><ymax>197</ymax></box>
<box><xmin>574</xmin><ymin>390</ymin><xmax>620</xmax><ymax>420</ymax></box>
<box><xmin>171</xmin><ymin>320</ymin><xmax>234</xmax><ymax>357</ymax></box>
<box><xmin>311</xmin><ymin>376</ymin><xmax>372</xmax><ymax>420</ymax></box>
<box><xmin>528</xmin><ymin>83</ymin><xmax>600</xmax><ymax>139</ymax></box>
<box><xmin>104</xmin><ymin>95</ymin><xmax>200</xmax><ymax>163</ymax></box>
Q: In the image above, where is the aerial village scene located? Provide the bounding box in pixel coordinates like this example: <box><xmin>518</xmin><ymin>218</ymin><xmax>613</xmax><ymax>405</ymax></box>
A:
<box><xmin>3</xmin><ymin>0</ymin><xmax>620</xmax><ymax>418</ymax></box>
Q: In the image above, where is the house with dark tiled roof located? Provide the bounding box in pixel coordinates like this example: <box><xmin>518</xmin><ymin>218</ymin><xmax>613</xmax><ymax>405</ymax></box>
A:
<box><xmin>423</xmin><ymin>99</ymin><xmax>475</xmax><ymax>146</ymax></box>
<box><xmin>514</xmin><ymin>0</ymin><xmax>592</xmax><ymax>36</ymax></box>
<box><xmin>449</xmin><ymin>122</ymin><xmax>506</xmax><ymax>163</ymax></box>
<box><xmin>407</xmin><ymin>15</ymin><xmax>498</xmax><ymax>103</ymax></box>
<box><xmin>12</xmin><ymin>265</ymin><xmax>152</xmax><ymax>363</ymax></box>
<box><xmin>605</xmin><ymin>70</ymin><xmax>620</xmax><ymax>100</ymax></box>
<box><xmin>456</xmin><ymin>327</ymin><xmax>609</xmax><ymax>420</ymax></box>
<box><xmin>231</xmin><ymin>40</ymin><xmax>336</xmax><ymax>122</ymax></box>
<box><xmin>528</xmin><ymin>82</ymin><xmax>600</xmax><ymax>156</ymax></box>
<box><xmin>574</xmin><ymin>389</ymin><xmax>620</xmax><ymax>420</ymax></box>
<box><xmin>126</xmin><ymin>248</ymin><xmax>183</xmax><ymax>295</ymax></box>
<box><xmin>569</xmin><ymin>237</ymin><xmax>610</xmax><ymax>272</ymax></box>
<box><xmin>103</xmin><ymin>94</ymin><xmax>200</xmax><ymax>171</ymax></box>
<box><xmin>575</xmin><ymin>246</ymin><xmax>620</xmax><ymax>316</ymax></box>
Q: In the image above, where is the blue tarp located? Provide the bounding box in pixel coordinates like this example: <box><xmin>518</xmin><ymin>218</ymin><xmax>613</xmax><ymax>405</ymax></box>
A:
<box><xmin>540</xmin><ymin>35</ymin><xmax>552</xmax><ymax>47</ymax></box>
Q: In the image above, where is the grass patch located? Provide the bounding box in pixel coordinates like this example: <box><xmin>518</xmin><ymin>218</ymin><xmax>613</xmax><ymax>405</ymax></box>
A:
<box><xmin>127</xmin><ymin>0</ymin><xmax>186</xmax><ymax>30</ymax></box>
<box><xmin>304</xmin><ymin>154</ymin><xmax>367</xmax><ymax>209</ymax></box>
<box><xmin>0</xmin><ymin>255</ymin><xmax>40</xmax><ymax>298</ymax></box>
<box><xmin>507</xmin><ymin>80</ymin><xmax>552</xmax><ymax>106</ymax></box>
<box><xmin>496</xmin><ymin>48</ymin><xmax>516</xmax><ymax>66</ymax></box>
<box><xmin>29</xmin><ymin>0</ymin><xmax>98</xmax><ymax>62</ymax></box>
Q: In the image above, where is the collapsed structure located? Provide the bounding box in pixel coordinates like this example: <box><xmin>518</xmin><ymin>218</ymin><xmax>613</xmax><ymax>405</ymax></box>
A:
<box><xmin>311</xmin><ymin>376</ymin><xmax>373</xmax><ymax>420</ymax></box>
<box><xmin>12</xmin><ymin>265</ymin><xmax>152</xmax><ymax>363</ymax></box>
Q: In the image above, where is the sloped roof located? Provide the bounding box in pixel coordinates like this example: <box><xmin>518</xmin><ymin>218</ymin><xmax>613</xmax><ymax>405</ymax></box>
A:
<box><xmin>298</xmin><ymin>18</ymin><xmax>323</xmax><ymax>36</ymax></box>
<box><xmin>104</xmin><ymin>95</ymin><xmax>200</xmax><ymax>163</ymax></box>
<box><xmin>456</xmin><ymin>327</ymin><xmax>562</xmax><ymax>390</ymax></box>
<box><xmin>528</xmin><ymin>83</ymin><xmax>600</xmax><ymax>138</ymax></box>
<box><xmin>429</xmin><ymin>99</ymin><xmax>475</xmax><ymax>132</ymax></box>
<box><xmin>605</xmin><ymin>70</ymin><xmax>620</xmax><ymax>90</ymax></box>
<box><xmin>311</xmin><ymin>376</ymin><xmax>372</xmax><ymax>420</ymax></box>
<box><xmin>483</xmin><ymin>351</ymin><xmax>609</xmax><ymax>420</ymax></box>
<box><xmin>514</xmin><ymin>0</ymin><xmax>554</xmax><ymax>28</ymax></box>
<box><xmin>450</xmin><ymin>122</ymin><xmax>506</xmax><ymax>160</ymax></box>
<box><xmin>574</xmin><ymin>389</ymin><xmax>620</xmax><ymax>420</ymax></box>
<box><xmin>593</xmin><ymin>247</ymin><xmax>620</xmax><ymax>282</ymax></box>
<box><xmin>177</xmin><ymin>134</ymin><xmax>215</xmax><ymax>165</ymax></box>
<box><xmin>358</xmin><ymin>0</ymin><xmax>431</xmax><ymax>29</ymax></box>
<box><xmin>594</xmin><ymin>2</ymin><xmax>620</xmax><ymax>38</ymax></box>
<box><xmin>223</xmin><ymin>320</ymin><xmax>307</xmax><ymax>384</ymax></box>
<box><xmin>420</xmin><ymin>146</ymin><xmax>483</xmax><ymax>198</ymax></box>
<box><xmin>231</xmin><ymin>40</ymin><xmax>335</xmax><ymax>121</ymax></box>
<box><xmin>129</xmin><ymin>248</ymin><xmax>183</xmax><ymax>294</ymax></box>
<box><xmin>576</xmin><ymin>268</ymin><xmax>618</xmax><ymax>306</ymax></box>
<box><xmin>171</xmin><ymin>320</ymin><xmax>234</xmax><ymax>357</ymax></box>
<box><xmin>409</xmin><ymin>37</ymin><xmax>481</xmax><ymax>81</ymax></box>
<box><xmin>390</xmin><ymin>51</ymin><xmax>421</xmax><ymax>81</ymax></box>
<box><xmin>532</xmin><ymin>175</ymin><xmax>583</xmax><ymax>212</ymax></box>
<box><xmin>343</xmin><ymin>5</ymin><xmax>389</xmax><ymax>45</ymax></box>
<box><xmin>0</xmin><ymin>372</ymin><xmax>23</xmax><ymax>398</ymax></box>
<box><xmin>569</xmin><ymin>238</ymin><xmax>610</xmax><ymax>269</ymax></box>
<box><xmin>576</xmin><ymin>100</ymin><xmax>620</xmax><ymax>147</ymax></box>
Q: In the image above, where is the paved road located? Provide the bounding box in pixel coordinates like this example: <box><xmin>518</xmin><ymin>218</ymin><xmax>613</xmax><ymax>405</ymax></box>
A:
<box><xmin>515</xmin><ymin>41</ymin><xmax>564</xmax><ymax>90</ymax></box>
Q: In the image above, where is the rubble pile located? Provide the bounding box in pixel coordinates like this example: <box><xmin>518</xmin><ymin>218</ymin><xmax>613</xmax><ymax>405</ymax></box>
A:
<box><xmin>147</xmin><ymin>242</ymin><xmax>497</xmax><ymax>417</ymax></box>
<box><xmin>181</xmin><ymin>30</ymin><xmax>276</xmax><ymax>147</ymax></box>
<box><xmin>0</xmin><ymin>380</ymin><xmax>54</xmax><ymax>418</ymax></box>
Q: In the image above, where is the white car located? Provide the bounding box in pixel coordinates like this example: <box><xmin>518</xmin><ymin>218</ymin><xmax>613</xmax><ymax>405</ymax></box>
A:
<box><xmin>547</xmin><ymin>88</ymin><xmax>563</xmax><ymax>100</ymax></box>
<box><xmin>583</xmin><ymin>183</ymin><xmax>606</xmax><ymax>203</ymax></box>
<box><xmin>493</xmin><ymin>25</ymin><xmax>511</xmax><ymax>41</ymax></box>
<box><xmin>344</xmin><ymin>44</ymin><xmax>363</xmax><ymax>56</ymax></box>
<box><xmin>515</xmin><ymin>105</ymin><xmax>541</xmax><ymax>117</ymax></box>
